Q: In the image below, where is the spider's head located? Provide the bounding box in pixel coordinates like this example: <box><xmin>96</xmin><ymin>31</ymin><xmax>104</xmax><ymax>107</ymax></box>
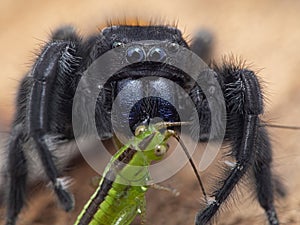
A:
<box><xmin>89</xmin><ymin>25</ymin><xmax>197</xmax><ymax>141</ymax></box>
<box><xmin>102</xmin><ymin>25</ymin><xmax>188</xmax><ymax>47</ymax></box>
<box><xmin>93</xmin><ymin>25</ymin><xmax>193</xmax><ymax>138</ymax></box>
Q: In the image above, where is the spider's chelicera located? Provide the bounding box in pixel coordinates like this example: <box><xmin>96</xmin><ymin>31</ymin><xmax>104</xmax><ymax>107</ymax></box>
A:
<box><xmin>4</xmin><ymin>24</ymin><xmax>284</xmax><ymax>225</ymax></box>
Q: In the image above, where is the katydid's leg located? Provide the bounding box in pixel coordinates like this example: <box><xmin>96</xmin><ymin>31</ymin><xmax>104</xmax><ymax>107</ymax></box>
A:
<box><xmin>140</xmin><ymin>195</ymin><xmax>147</xmax><ymax>225</ymax></box>
<box><xmin>111</xmin><ymin>195</ymin><xmax>146</xmax><ymax>225</ymax></box>
<box><xmin>90</xmin><ymin>176</ymin><xmax>101</xmax><ymax>188</ymax></box>
<box><xmin>149</xmin><ymin>183</ymin><xmax>180</xmax><ymax>197</ymax></box>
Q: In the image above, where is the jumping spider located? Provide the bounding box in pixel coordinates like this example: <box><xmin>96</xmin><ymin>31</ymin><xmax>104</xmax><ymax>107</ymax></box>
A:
<box><xmin>4</xmin><ymin>23</ymin><xmax>284</xmax><ymax>225</ymax></box>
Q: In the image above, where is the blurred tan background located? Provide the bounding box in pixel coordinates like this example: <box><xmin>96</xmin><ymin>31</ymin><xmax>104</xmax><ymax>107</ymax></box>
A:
<box><xmin>0</xmin><ymin>0</ymin><xmax>300</xmax><ymax>224</ymax></box>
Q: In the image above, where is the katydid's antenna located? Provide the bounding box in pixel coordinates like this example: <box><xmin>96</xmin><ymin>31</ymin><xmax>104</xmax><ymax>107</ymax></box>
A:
<box><xmin>173</xmin><ymin>133</ymin><xmax>208</xmax><ymax>204</ymax></box>
<box><xmin>157</xmin><ymin>121</ymin><xmax>208</xmax><ymax>203</ymax></box>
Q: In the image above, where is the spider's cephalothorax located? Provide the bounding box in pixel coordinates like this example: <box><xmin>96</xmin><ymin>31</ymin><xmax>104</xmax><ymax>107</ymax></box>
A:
<box><xmin>5</xmin><ymin>24</ymin><xmax>283</xmax><ymax>225</ymax></box>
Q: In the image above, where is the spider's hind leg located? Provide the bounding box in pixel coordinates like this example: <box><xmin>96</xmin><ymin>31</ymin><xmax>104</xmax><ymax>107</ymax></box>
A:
<box><xmin>193</xmin><ymin>63</ymin><xmax>279</xmax><ymax>225</ymax></box>
<box><xmin>190</xmin><ymin>29</ymin><xmax>214</xmax><ymax>63</ymax></box>
<box><xmin>253</xmin><ymin>126</ymin><xmax>283</xmax><ymax>225</ymax></box>
<box><xmin>51</xmin><ymin>25</ymin><xmax>81</xmax><ymax>42</ymax></box>
<box><xmin>6</xmin><ymin>125</ymin><xmax>27</xmax><ymax>225</ymax></box>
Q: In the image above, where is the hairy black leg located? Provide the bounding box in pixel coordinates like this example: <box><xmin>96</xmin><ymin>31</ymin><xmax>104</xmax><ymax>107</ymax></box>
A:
<box><xmin>190</xmin><ymin>29</ymin><xmax>214</xmax><ymax>63</ymax></box>
<box><xmin>5</xmin><ymin>27</ymin><xmax>86</xmax><ymax>225</ymax></box>
<box><xmin>195</xmin><ymin>115</ymin><xmax>258</xmax><ymax>225</ymax></box>
<box><xmin>51</xmin><ymin>26</ymin><xmax>81</xmax><ymax>42</ymax></box>
<box><xmin>6</xmin><ymin>125</ymin><xmax>27</xmax><ymax>225</ymax></box>
<box><xmin>253</xmin><ymin>127</ymin><xmax>280</xmax><ymax>225</ymax></box>
<box><xmin>194</xmin><ymin>67</ymin><xmax>264</xmax><ymax>225</ymax></box>
<box><xmin>27</xmin><ymin>40</ymin><xmax>81</xmax><ymax>212</ymax></box>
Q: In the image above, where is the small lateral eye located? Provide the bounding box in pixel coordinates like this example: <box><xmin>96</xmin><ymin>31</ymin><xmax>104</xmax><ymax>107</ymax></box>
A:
<box><xmin>126</xmin><ymin>46</ymin><xmax>145</xmax><ymax>63</ymax></box>
<box><xmin>112</xmin><ymin>41</ymin><xmax>124</xmax><ymax>48</ymax></box>
<box><xmin>148</xmin><ymin>47</ymin><xmax>167</xmax><ymax>62</ymax></box>
<box><xmin>167</xmin><ymin>42</ymin><xmax>179</xmax><ymax>53</ymax></box>
<box><xmin>135</xmin><ymin>125</ymin><xmax>147</xmax><ymax>136</ymax></box>
<box><xmin>154</xmin><ymin>144</ymin><xmax>168</xmax><ymax>156</ymax></box>
<box><xmin>208</xmin><ymin>85</ymin><xmax>216</xmax><ymax>95</ymax></box>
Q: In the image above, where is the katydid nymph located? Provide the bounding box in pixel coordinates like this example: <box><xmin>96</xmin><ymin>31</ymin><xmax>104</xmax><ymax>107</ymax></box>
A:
<box><xmin>74</xmin><ymin>122</ymin><xmax>206</xmax><ymax>225</ymax></box>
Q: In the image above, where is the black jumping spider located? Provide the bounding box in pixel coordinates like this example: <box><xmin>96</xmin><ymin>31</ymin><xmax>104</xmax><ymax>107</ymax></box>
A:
<box><xmin>4</xmin><ymin>23</ymin><xmax>284</xmax><ymax>225</ymax></box>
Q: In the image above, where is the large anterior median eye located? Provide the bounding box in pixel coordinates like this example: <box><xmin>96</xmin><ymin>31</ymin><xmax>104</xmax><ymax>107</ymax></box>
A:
<box><xmin>148</xmin><ymin>47</ymin><xmax>167</xmax><ymax>62</ymax></box>
<box><xmin>126</xmin><ymin>46</ymin><xmax>145</xmax><ymax>63</ymax></box>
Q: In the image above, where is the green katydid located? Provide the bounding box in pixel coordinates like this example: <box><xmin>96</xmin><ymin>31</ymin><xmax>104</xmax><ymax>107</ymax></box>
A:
<box><xmin>74</xmin><ymin>122</ymin><xmax>207</xmax><ymax>225</ymax></box>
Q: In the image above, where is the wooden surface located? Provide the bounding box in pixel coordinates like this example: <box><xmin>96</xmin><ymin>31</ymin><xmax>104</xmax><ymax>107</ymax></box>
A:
<box><xmin>0</xmin><ymin>0</ymin><xmax>300</xmax><ymax>224</ymax></box>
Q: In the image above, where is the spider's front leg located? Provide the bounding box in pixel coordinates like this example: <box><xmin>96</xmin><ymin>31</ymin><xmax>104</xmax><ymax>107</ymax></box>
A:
<box><xmin>190</xmin><ymin>63</ymin><xmax>280</xmax><ymax>225</ymax></box>
<box><xmin>6</xmin><ymin>27</ymin><xmax>83</xmax><ymax>225</ymax></box>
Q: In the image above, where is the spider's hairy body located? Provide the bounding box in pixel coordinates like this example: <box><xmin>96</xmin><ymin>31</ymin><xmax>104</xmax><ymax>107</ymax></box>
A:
<box><xmin>4</xmin><ymin>22</ymin><xmax>284</xmax><ymax>225</ymax></box>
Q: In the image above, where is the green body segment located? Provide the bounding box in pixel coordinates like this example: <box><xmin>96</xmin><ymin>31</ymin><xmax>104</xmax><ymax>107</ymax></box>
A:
<box><xmin>89</xmin><ymin>183</ymin><xmax>147</xmax><ymax>225</ymax></box>
<box><xmin>75</xmin><ymin>124</ymin><xmax>172</xmax><ymax>225</ymax></box>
